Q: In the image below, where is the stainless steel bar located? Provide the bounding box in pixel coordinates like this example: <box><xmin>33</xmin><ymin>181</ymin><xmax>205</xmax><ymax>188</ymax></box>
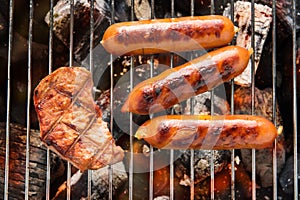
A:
<box><xmin>230</xmin><ymin>1</ymin><xmax>235</xmax><ymax>199</ymax></box>
<box><xmin>46</xmin><ymin>1</ymin><xmax>54</xmax><ymax>199</ymax></box>
<box><xmin>109</xmin><ymin>2</ymin><xmax>115</xmax><ymax>200</ymax></box>
<box><xmin>67</xmin><ymin>0</ymin><xmax>75</xmax><ymax>199</ymax></box>
<box><xmin>210</xmin><ymin>0</ymin><xmax>215</xmax><ymax>14</ymax></box>
<box><xmin>129</xmin><ymin>57</ymin><xmax>134</xmax><ymax>200</ymax></box>
<box><xmin>210</xmin><ymin>1</ymin><xmax>215</xmax><ymax>199</ymax></box>
<box><xmin>149</xmin><ymin>56</ymin><xmax>154</xmax><ymax>200</ymax></box>
<box><xmin>170</xmin><ymin>1</ymin><xmax>175</xmax><ymax>199</ymax></box>
<box><xmin>128</xmin><ymin>1</ymin><xmax>134</xmax><ymax>199</ymax></box>
<box><xmin>4</xmin><ymin>0</ymin><xmax>14</xmax><ymax>199</ymax></box>
<box><xmin>151</xmin><ymin>0</ymin><xmax>155</xmax><ymax>19</ymax></box>
<box><xmin>89</xmin><ymin>0</ymin><xmax>95</xmax><ymax>74</ymax></box>
<box><xmin>109</xmin><ymin>53</ymin><xmax>114</xmax><ymax>200</ymax></box>
<box><xmin>111</xmin><ymin>0</ymin><xmax>115</xmax><ymax>24</ymax></box>
<box><xmin>169</xmin><ymin>53</ymin><xmax>175</xmax><ymax>200</ymax></box>
<box><xmin>25</xmin><ymin>0</ymin><xmax>34</xmax><ymax>199</ymax></box>
<box><xmin>271</xmin><ymin>0</ymin><xmax>278</xmax><ymax>200</ymax></box>
<box><xmin>210</xmin><ymin>90</ymin><xmax>215</xmax><ymax>200</ymax></box>
<box><xmin>66</xmin><ymin>162</ymin><xmax>72</xmax><ymax>200</ymax></box>
<box><xmin>190</xmin><ymin>1</ymin><xmax>195</xmax><ymax>199</ymax></box>
<box><xmin>292</xmin><ymin>0</ymin><xmax>299</xmax><ymax>199</ymax></box>
<box><xmin>171</xmin><ymin>0</ymin><xmax>175</xmax><ymax>18</ymax></box>
<box><xmin>87</xmin><ymin>0</ymin><xmax>95</xmax><ymax>199</ymax></box>
<box><xmin>250</xmin><ymin>0</ymin><xmax>256</xmax><ymax>199</ymax></box>
<box><xmin>46</xmin><ymin>149</ymin><xmax>51</xmax><ymax>200</ymax></box>
<box><xmin>190</xmin><ymin>149</ymin><xmax>195</xmax><ymax>200</ymax></box>
<box><xmin>190</xmin><ymin>0</ymin><xmax>194</xmax><ymax>17</ymax></box>
<box><xmin>190</xmin><ymin>148</ymin><xmax>195</xmax><ymax>200</ymax></box>
<box><xmin>69</xmin><ymin>0</ymin><xmax>74</xmax><ymax>67</ymax></box>
<box><xmin>149</xmin><ymin>2</ymin><xmax>155</xmax><ymax>199</ymax></box>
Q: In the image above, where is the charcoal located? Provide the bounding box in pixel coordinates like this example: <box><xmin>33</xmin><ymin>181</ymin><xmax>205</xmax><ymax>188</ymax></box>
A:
<box><xmin>0</xmin><ymin>11</ymin><xmax>7</xmax><ymax>45</ymax></box>
<box><xmin>279</xmin><ymin>154</ymin><xmax>300</xmax><ymax>194</ymax></box>
<box><xmin>44</xmin><ymin>0</ymin><xmax>122</xmax><ymax>62</ymax></box>
<box><xmin>184</xmin><ymin>92</ymin><xmax>230</xmax><ymax>115</ymax></box>
<box><xmin>130</xmin><ymin>0</ymin><xmax>151</xmax><ymax>20</ymax></box>
<box><xmin>234</xmin><ymin>86</ymin><xmax>286</xmax><ymax>187</ymax></box>
<box><xmin>174</xmin><ymin>0</ymin><xmax>211</xmax><ymax>16</ymax></box>
<box><xmin>223</xmin><ymin>1</ymin><xmax>272</xmax><ymax>86</ymax></box>
<box><xmin>52</xmin><ymin>162</ymin><xmax>128</xmax><ymax>200</ymax></box>
<box><xmin>256</xmin><ymin>0</ymin><xmax>300</xmax><ymax>38</ymax></box>
<box><xmin>152</xmin><ymin>0</ymin><xmax>171</xmax><ymax>19</ymax></box>
<box><xmin>195</xmin><ymin>164</ymin><xmax>252</xmax><ymax>200</ymax></box>
<box><xmin>174</xmin><ymin>150</ymin><xmax>231</xmax><ymax>186</ymax></box>
<box><xmin>154</xmin><ymin>196</ymin><xmax>170</xmax><ymax>200</ymax></box>
<box><xmin>174</xmin><ymin>0</ymin><xmax>230</xmax><ymax>16</ymax></box>
<box><xmin>0</xmin><ymin>123</ymin><xmax>65</xmax><ymax>200</ymax></box>
<box><xmin>0</xmin><ymin>0</ymin><xmax>69</xmax><ymax>127</ymax></box>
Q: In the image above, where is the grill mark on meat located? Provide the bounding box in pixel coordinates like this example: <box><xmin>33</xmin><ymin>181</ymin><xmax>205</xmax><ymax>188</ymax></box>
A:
<box><xmin>40</xmin><ymin>76</ymin><xmax>91</xmax><ymax>141</ymax></box>
<box><xmin>64</xmin><ymin>114</ymin><xmax>97</xmax><ymax>155</ymax></box>
<box><xmin>116</xmin><ymin>20</ymin><xmax>225</xmax><ymax>45</ymax></box>
<box><xmin>143</xmin><ymin>87</ymin><xmax>155</xmax><ymax>103</ymax></box>
<box><xmin>88</xmin><ymin>139</ymin><xmax>115</xmax><ymax>169</ymax></box>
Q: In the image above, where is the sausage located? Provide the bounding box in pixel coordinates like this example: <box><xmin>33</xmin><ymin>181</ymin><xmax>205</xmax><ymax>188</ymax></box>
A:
<box><xmin>121</xmin><ymin>46</ymin><xmax>252</xmax><ymax>115</ymax></box>
<box><xmin>135</xmin><ymin>115</ymin><xmax>278</xmax><ymax>150</ymax></box>
<box><xmin>101</xmin><ymin>15</ymin><xmax>236</xmax><ymax>55</ymax></box>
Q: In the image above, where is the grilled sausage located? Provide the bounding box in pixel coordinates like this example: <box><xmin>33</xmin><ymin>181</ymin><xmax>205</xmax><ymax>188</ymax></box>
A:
<box><xmin>121</xmin><ymin>46</ymin><xmax>252</xmax><ymax>115</ymax></box>
<box><xmin>135</xmin><ymin>115</ymin><xmax>278</xmax><ymax>150</ymax></box>
<box><xmin>101</xmin><ymin>15</ymin><xmax>236</xmax><ymax>55</ymax></box>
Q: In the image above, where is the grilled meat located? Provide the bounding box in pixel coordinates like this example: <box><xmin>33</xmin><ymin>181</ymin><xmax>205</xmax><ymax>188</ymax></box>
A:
<box><xmin>33</xmin><ymin>67</ymin><xmax>124</xmax><ymax>171</ymax></box>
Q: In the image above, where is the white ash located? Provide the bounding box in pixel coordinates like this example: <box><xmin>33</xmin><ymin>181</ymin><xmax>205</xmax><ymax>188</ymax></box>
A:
<box><xmin>154</xmin><ymin>196</ymin><xmax>170</xmax><ymax>200</ymax></box>
<box><xmin>175</xmin><ymin>150</ymin><xmax>230</xmax><ymax>186</ymax></box>
<box><xmin>223</xmin><ymin>1</ymin><xmax>272</xmax><ymax>86</ymax></box>
<box><xmin>184</xmin><ymin>92</ymin><xmax>230</xmax><ymax>115</ymax></box>
<box><xmin>126</xmin><ymin>0</ymin><xmax>151</xmax><ymax>20</ymax></box>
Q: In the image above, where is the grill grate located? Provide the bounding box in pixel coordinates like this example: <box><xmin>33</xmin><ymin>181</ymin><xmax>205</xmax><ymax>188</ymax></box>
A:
<box><xmin>1</xmin><ymin>0</ymin><xmax>299</xmax><ymax>199</ymax></box>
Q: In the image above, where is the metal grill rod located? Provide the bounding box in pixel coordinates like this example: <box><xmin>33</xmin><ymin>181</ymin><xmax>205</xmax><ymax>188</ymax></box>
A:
<box><xmin>108</xmin><ymin>2</ymin><xmax>116</xmax><ymax>200</ymax></box>
<box><xmin>45</xmin><ymin>1</ymin><xmax>54</xmax><ymax>199</ymax></box>
<box><xmin>169</xmin><ymin>1</ymin><xmax>175</xmax><ymax>200</ymax></box>
<box><xmin>229</xmin><ymin>1</ymin><xmax>236</xmax><ymax>199</ymax></box>
<box><xmin>149</xmin><ymin>2</ymin><xmax>155</xmax><ymax>200</ymax></box>
<box><xmin>189</xmin><ymin>3</ymin><xmax>195</xmax><ymax>200</ymax></box>
<box><xmin>250</xmin><ymin>1</ymin><xmax>256</xmax><ymax>199</ymax></box>
<box><xmin>127</xmin><ymin>1</ymin><xmax>135</xmax><ymax>199</ymax></box>
<box><xmin>24</xmin><ymin>0</ymin><xmax>33</xmax><ymax>199</ymax></box>
<box><xmin>88</xmin><ymin>0</ymin><xmax>95</xmax><ymax>199</ymax></box>
<box><xmin>4</xmin><ymin>0</ymin><xmax>14</xmax><ymax>199</ymax></box>
<box><xmin>210</xmin><ymin>1</ymin><xmax>215</xmax><ymax>199</ymax></box>
<box><xmin>67</xmin><ymin>0</ymin><xmax>75</xmax><ymax>199</ymax></box>
<box><xmin>272</xmin><ymin>0</ymin><xmax>278</xmax><ymax>199</ymax></box>
<box><xmin>292</xmin><ymin>0</ymin><xmax>299</xmax><ymax>199</ymax></box>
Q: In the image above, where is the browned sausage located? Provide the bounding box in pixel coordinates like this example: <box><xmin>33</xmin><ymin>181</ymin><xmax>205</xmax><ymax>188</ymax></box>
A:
<box><xmin>135</xmin><ymin>115</ymin><xmax>278</xmax><ymax>150</ymax></box>
<box><xmin>101</xmin><ymin>15</ymin><xmax>236</xmax><ymax>55</ymax></box>
<box><xmin>121</xmin><ymin>46</ymin><xmax>252</xmax><ymax>115</ymax></box>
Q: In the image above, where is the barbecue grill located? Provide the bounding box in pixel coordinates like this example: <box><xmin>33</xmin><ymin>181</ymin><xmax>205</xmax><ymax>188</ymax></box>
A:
<box><xmin>0</xmin><ymin>0</ymin><xmax>299</xmax><ymax>199</ymax></box>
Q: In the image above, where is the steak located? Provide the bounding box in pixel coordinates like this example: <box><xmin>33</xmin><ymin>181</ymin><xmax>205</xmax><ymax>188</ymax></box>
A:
<box><xmin>33</xmin><ymin>66</ymin><xmax>124</xmax><ymax>171</ymax></box>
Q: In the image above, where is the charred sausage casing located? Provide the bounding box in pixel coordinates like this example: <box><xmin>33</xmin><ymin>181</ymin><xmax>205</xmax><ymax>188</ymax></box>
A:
<box><xmin>101</xmin><ymin>15</ymin><xmax>235</xmax><ymax>55</ymax></box>
<box><xmin>121</xmin><ymin>46</ymin><xmax>252</xmax><ymax>115</ymax></box>
<box><xmin>135</xmin><ymin>115</ymin><xmax>278</xmax><ymax>150</ymax></box>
